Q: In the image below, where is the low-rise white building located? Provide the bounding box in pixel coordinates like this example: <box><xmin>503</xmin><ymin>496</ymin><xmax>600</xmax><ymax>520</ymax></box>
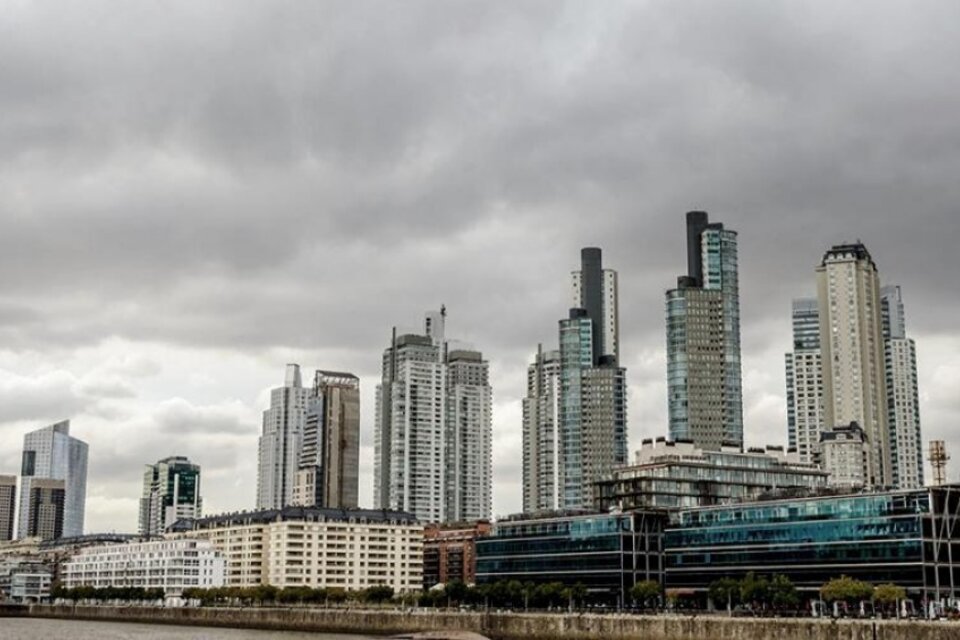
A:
<box><xmin>176</xmin><ymin>506</ymin><xmax>423</xmax><ymax>593</ymax></box>
<box><xmin>61</xmin><ymin>538</ymin><xmax>224</xmax><ymax>596</ymax></box>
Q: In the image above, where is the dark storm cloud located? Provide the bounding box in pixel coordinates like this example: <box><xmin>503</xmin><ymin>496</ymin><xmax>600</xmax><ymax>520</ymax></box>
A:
<box><xmin>2</xmin><ymin>1</ymin><xmax>960</xmax><ymax>526</ymax></box>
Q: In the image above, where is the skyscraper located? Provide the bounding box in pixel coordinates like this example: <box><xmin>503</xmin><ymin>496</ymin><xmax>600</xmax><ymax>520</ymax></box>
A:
<box><xmin>785</xmin><ymin>298</ymin><xmax>824</xmax><ymax>463</ymax></box>
<box><xmin>521</xmin><ymin>346</ymin><xmax>561</xmax><ymax>513</ymax></box>
<box><xmin>139</xmin><ymin>456</ymin><xmax>202</xmax><ymax>536</ymax></box>
<box><xmin>18</xmin><ymin>420</ymin><xmax>88</xmax><ymax>539</ymax></box>
<box><xmin>816</xmin><ymin>243</ymin><xmax>891</xmax><ymax>488</ymax></box>
<box><xmin>667</xmin><ymin>211</ymin><xmax>743</xmax><ymax>450</ymax></box>
<box><xmin>374</xmin><ymin>309</ymin><xmax>492</xmax><ymax>523</ymax></box>
<box><xmin>543</xmin><ymin>248</ymin><xmax>627</xmax><ymax>510</ymax></box>
<box><xmin>0</xmin><ymin>475</ymin><xmax>16</xmax><ymax>541</ymax></box>
<box><xmin>293</xmin><ymin>370</ymin><xmax>361</xmax><ymax>509</ymax></box>
<box><xmin>881</xmin><ymin>285</ymin><xmax>923</xmax><ymax>489</ymax></box>
<box><xmin>22</xmin><ymin>478</ymin><xmax>65</xmax><ymax>541</ymax></box>
<box><xmin>256</xmin><ymin>364</ymin><xmax>311</xmax><ymax>510</ymax></box>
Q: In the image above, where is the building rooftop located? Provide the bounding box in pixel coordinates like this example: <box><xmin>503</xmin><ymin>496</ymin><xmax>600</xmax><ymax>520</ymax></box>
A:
<box><xmin>178</xmin><ymin>505</ymin><xmax>419</xmax><ymax>529</ymax></box>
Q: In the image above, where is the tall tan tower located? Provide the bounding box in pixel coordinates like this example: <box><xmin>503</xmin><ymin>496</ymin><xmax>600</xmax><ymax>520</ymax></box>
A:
<box><xmin>816</xmin><ymin>243</ymin><xmax>891</xmax><ymax>487</ymax></box>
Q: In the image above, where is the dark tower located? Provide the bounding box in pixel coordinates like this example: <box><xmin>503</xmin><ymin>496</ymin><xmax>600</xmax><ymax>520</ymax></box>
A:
<box><xmin>580</xmin><ymin>247</ymin><xmax>604</xmax><ymax>366</ymax></box>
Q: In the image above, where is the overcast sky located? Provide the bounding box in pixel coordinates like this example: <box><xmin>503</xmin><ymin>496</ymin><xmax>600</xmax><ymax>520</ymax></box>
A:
<box><xmin>2</xmin><ymin>1</ymin><xmax>959</xmax><ymax>533</ymax></box>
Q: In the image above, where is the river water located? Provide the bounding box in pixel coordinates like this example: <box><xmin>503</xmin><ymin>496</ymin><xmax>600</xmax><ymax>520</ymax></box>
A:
<box><xmin>2</xmin><ymin>618</ymin><xmax>377</xmax><ymax>639</ymax></box>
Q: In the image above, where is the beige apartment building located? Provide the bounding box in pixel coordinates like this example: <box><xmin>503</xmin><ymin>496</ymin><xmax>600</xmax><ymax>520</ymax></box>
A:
<box><xmin>176</xmin><ymin>506</ymin><xmax>423</xmax><ymax>593</ymax></box>
<box><xmin>816</xmin><ymin>243</ymin><xmax>891</xmax><ymax>488</ymax></box>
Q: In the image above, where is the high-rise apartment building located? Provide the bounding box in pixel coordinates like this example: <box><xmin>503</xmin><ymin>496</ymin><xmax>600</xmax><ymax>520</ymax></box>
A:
<box><xmin>18</xmin><ymin>421</ymin><xmax>88</xmax><ymax>539</ymax></box>
<box><xmin>785</xmin><ymin>298</ymin><xmax>824</xmax><ymax>463</ymax></box>
<box><xmin>256</xmin><ymin>364</ymin><xmax>311</xmax><ymax>510</ymax></box>
<box><xmin>374</xmin><ymin>309</ymin><xmax>492</xmax><ymax>523</ymax></box>
<box><xmin>816</xmin><ymin>243</ymin><xmax>891</xmax><ymax>487</ymax></box>
<box><xmin>521</xmin><ymin>346</ymin><xmax>561</xmax><ymax>513</ymax></box>
<box><xmin>667</xmin><ymin>211</ymin><xmax>743</xmax><ymax>450</ymax></box>
<box><xmin>553</xmin><ymin>249</ymin><xmax>627</xmax><ymax>510</ymax></box>
<box><xmin>881</xmin><ymin>285</ymin><xmax>923</xmax><ymax>489</ymax></box>
<box><xmin>0</xmin><ymin>476</ymin><xmax>16</xmax><ymax>541</ymax></box>
<box><xmin>818</xmin><ymin>423</ymin><xmax>869</xmax><ymax>489</ymax></box>
<box><xmin>139</xmin><ymin>456</ymin><xmax>202</xmax><ymax>536</ymax></box>
<box><xmin>21</xmin><ymin>478</ymin><xmax>65</xmax><ymax>541</ymax></box>
<box><xmin>293</xmin><ymin>370</ymin><xmax>360</xmax><ymax>509</ymax></box>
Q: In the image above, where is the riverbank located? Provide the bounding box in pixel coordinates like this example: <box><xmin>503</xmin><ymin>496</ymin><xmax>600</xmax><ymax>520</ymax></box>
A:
<box><xmin>10</xmin><ymin>604</ymin><xmax>960</xmax><ymax>640</ymax></box>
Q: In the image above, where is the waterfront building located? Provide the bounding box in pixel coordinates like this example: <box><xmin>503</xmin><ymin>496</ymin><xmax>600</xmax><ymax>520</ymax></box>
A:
<box><xmin>21</xmin><ymin>479</ymin><xmax>65</xmax><ymax>541</ymax></box>
<box><xmin>180</xmin><ymin>506</ymin><xmax>423</xmax><ymax>593</ymax></box>
<box><xmin>816</xmin><ymin>243</ymin><xmax>891</xmax><ymax>487</ymax></box>
<box><xmin>594</xmin><ymin>438</ymin><xmax>827</xmax><ymax>511</ymax></box>
<box><xmin>422</xmin><ymin>521</ymin><xmax>491</xmax><ymax>589</ymax></box>
<box><xmin>257</xmin><ymin>364</ymin><xmax>311</xmax><ymax>510</ymax></box>
<box><xmin>139</xmin><ymin>456</ymin><xmax>202</xmax><ymax>536</ymax></box>
<box><xmin>374</xmin><ymin>309</ymin><xmax>492</xmax><ymax>523</ymax></box>
<box><xmin>664</xmin><ymin>485</ymin><xmax>960</xmax><ymax>602</ymax></box>
<box><xmin>0</xmin><ymin>559</ymin><xmax>53</xmax><ymax>603</ymax></box>
<box><xmin>62</xmin><ymin>538</ymin><xmax>224</xmax><ymax>596</ymax></box>
<box><xmin>476</xmin><ymin>510</ymin><xmax>666</xmax><ymax>606</ymax></box>
<box><xmin>555</xmin><ymin>249</ymin><xmax>627</xmax><ymax>510</ymax></box>
<box><xmin>0</xmin><ymin>475</ymin><xmax>15</xmax><ymax>541</ymax></box>
<box><xmin>521</xmin><ymin>346</ymin><xmax>562</xmax><ymax>513</ymax></box>
<box><xmin>881</xmin><ymin>285</ymin><xmax>923</xmax><ymax>489</ymax></box>
<box><xmin>18</xmin><ymin>420</ymin><xmax>88</xmax><ymax>539</ymax></box>
<box><xmin>293</xmin><ymin>370</ymin><xmax>360</xmax><ymax>509</ymax></box>
<box><xmin>784</xmin><ymin>298</ymin><xmax>824</xmax><ymax>463</ymax></box>
<box><xmin>819</xmin><ymin>422</ymin><xmax>869</xmax><ymax>488</ymax></box>
<box><xmin>667</xmin><ymin>211</ymin><xmax>743</xmax><ymax>451</ymax></box>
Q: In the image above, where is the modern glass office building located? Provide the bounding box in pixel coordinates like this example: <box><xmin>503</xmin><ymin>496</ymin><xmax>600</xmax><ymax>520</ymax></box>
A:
<box><xmin>476</xmin><ymin>510</ymin><xmax>666</xmax><ymax>605</ymax></box>
<box><xmin>665</xmin><ymin>485</ymin><xmax>960</xmax><ymax>602</ymax></box>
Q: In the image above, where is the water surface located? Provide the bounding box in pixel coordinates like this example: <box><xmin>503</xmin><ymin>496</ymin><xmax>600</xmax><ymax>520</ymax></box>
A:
<box><xmin>2</xmin><ymin>618</ymin><xmax>377</xmax><ymax>640</ymax></box>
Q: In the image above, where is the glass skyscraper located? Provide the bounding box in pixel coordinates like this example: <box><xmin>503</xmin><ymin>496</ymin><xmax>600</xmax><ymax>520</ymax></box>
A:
<box><xmin>667</xmin><ymin>212</ymin><xmax>743</xmax><ymax>450</ymax></box>
<box><xmin>18</xmin><ymin>420</ymin><xmax>88</xmax><ymax>539</ymax></box>
<box><xmin>139</xmin><ymin>456</ymin><xmax>202</xmax><ymax>536</ymax></box>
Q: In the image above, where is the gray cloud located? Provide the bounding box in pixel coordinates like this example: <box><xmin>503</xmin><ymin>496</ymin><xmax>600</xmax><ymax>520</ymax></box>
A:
<box><xmin>2</xmin><ymin>1</ymin><xmax>960</xmax><ymax>528</ymax></box>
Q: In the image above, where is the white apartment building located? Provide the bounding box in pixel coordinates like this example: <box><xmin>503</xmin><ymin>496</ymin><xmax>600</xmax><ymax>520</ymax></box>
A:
<box><xmin>181</xmin><ymin>506</ymin><xmax>423</xmax><ymax>593</ymax></box>
<box><xmin>257</xmin><ymin>364</ymin><xmax>311</xmax><ymax>510</ymax></box>
<box><xmin>785</xmin><ymin>298</ymin><xmax>824</xmax><ymax>464</ymax></box>
<box><xmin>522</xmin><ymin>346</ymin><xmax>562</xmax><ymax>513</ymax></box>
<box><xmin>819</xmin><ymin>423</ymin><xmax>869</xmax><ymax>489</ymax></box>
<box><xmin>62</xmin><ymin>538</ymin><xmax>223</xmax><ymax>595</ymax></box>
<box><xmin>375</xmin><ymin>309</ymin><xmax>492</xmax><ymax>524</ymax></box>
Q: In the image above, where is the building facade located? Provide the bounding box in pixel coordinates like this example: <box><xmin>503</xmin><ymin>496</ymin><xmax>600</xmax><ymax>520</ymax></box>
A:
<box><xmin>816</xmin><ymin>243</ymin><xmax>891</xmax><ymax>487</ymax></box>
<box><xmin>819</xmin><ymin>422</ymin><xmax>869</xmax><ymax>488</ymax></box>
<box><xmin>665</xmin><ymin>486</ymin><xmax>960</xmax><ymax>602</ymax></box>
<box><xmin>18</xmin><ymin>421</ymin><xmax>88</xmax><ymax>539</ymax></box>
<box><xmin>0</xmin><ymin>559</ymin><xmax>53</xmax><ymax>603</ymax></box>
<box><xmin>881</xmin><ymin>285</ymin><xmax>924</xmax><ymax>489</ymax></box>
<box><xmin>667</xmin><ymin>212</ymin><xmax>743</xmax><ymax>451</ymax></box>
<box><xmin>476</xmin><ymin>510</ymin><xmax>666</xmax><ymax>606</ymax></box>
<box><xmin>0</xmin><ymin>475</ymin><xmax>15</xmax><ymax>541</ymax></box>
<box><xmin>521</xmin><ymin>346</ymin><xmax>562</xmax><ymax>513</ymax></box>
<box><xmin>62</xmin><ymin>538</ymin><xmax>224</xmax><ymax>596</ymax></box>
<box><xmin>556</xmin><ymin>249</ymin><xmax>627</xmax><ymax>510</ymax></box>
<box><xmin>21</xmin><ymin>479</ymin><xmax>65</xmax><ymax>541</ymax></box>
<box><xmin>374</xmin><ymin>309</ymin><xmax>492</xmax><ymax>524</ymax></box>
<box><xmin>181</xmin><ymin>506</ymin><xmax>423</xmax><ymax>593</ymax></box>
<box><xmin>257</xmin><ymin>364</ymin><xmax>311</xmax><ymax>510</ymax></box>
<box><xmin>422</xmin><ymin>521</ymin><xmax>491</xmax><ymax>589</ymax></box>
<box><xmin>294</xmin><ymin>370</ymin><xmax>360</xmax><ymax>509</ymax></box>
<box><xmin>785</xmin><ymin>298</ymin><xmax>824</xmax><ymax>464</ymax></box>
<box><xmin>595</xmin><ymin>439</ymin><xmax>828</xmax><ymax>511</ymax></box>
<box><xmin>139</xmin><ymin>456</ymin><xmax>202</xmax><ymax>536</ymax></box>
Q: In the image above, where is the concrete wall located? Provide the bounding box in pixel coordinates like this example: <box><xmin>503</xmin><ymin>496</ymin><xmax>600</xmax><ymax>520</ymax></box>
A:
<box><xmin>25</xmin><ymin>605</ymin><xmax>960</xmax><ymax>640</ymax></box>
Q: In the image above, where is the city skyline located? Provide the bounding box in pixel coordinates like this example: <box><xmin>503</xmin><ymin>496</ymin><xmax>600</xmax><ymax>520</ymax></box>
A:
<box><xmin>1</xmin><ymin>3</ymin><xmax>960</xmax><ymax>533</ymax></box>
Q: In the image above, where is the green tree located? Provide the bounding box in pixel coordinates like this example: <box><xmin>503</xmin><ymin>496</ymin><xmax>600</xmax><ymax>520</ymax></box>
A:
<box><xmin>444</xmin><ymin>580</ymin><xmax>468</xmax><ymax>606</ymax></box>
<box><xmin>630</xmin><ymin>580</ymin><xmax>661</xmax><ymax>609</ymax></box>
<box><xmin>708</xmin><ymin>577</ymin><xmax>740</xmax><ymax>613</ymax></box>
<box><xmin>363</xmin><ymin>585</ymin><xmax>395</xmax><ymax>604</ymax></box>
<box><xmin>873</xmin><ymin>583</ymin><xmax>906</xmax><ymax>614</ymax></box>
<box><xmin>821</xmin><ymin>576</ymin><xmax>874</xmax><ymax>606</ymax></box>
<box><xmin>770</xmin><ymin>575</ymin><xmax>799</xmax><ymax>610</ymax></box>
<box><xmin>739</xmin><ymin>573</ymin><xmax>771</xmax><ymax>611</ymax></box>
